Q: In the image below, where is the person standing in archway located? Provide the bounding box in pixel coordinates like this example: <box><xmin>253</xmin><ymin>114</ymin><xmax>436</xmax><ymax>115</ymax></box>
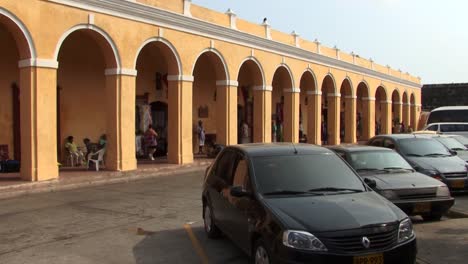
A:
<box><xmin>197</xmin><ymin>120</ymin><xmax>205</xmax><ymax>154</ymax></box>
<box><xmin>145</xmin><ymin>125</ymin><xmax>158</xmax><ymax>160</ymax></box>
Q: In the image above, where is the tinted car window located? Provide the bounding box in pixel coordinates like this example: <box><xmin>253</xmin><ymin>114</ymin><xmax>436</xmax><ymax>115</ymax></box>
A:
<box><xmin>427</xmin><ymin>110</ymin><xmax>468</xmax><ymax>123</ymax></box>
<box><xmin>232</xmin><ymin>158</ymin><xmax>251</xmax><ymax>190</ymax></box>
<box><xmin>383</xmin><ymin>139</ymin><xmax>396</xmax><ymax>149</ymax></box>
<box><xmin>370</xmin><ymin>138</ymin><xmax>384</xmax><ymax>147</ymax></box>
<box><xmin>252</xmin><ymin>154</ymin><xmax>365</xmax><ymax>194</ymax></box>
<box><xmin>440</xmin><ymin>124</ymin><xmax>468</xmax><ymax>132</ymax></box>
<box><xmin>349</xmin><ymin>151</ymin><xmax>413</xmax><ymax>171</ymax></box>
<box><xmin>399</xmin><ymin>138</ymin><xmax>451</xmax><ymax>156</ymax></box>
<box><xmin>435</xmin><ymin>137</ymin><xmax>467</xmax><ymax>150</ymax></box>
<box><xmin>215</xmin><ymin>150</ymin><xmax>237</xmax><ymax>184</ymax></box>
<box><xmin>426</xmin><ymin>125</ymin><xmax>438</xmax><ymax>131</ymax></box>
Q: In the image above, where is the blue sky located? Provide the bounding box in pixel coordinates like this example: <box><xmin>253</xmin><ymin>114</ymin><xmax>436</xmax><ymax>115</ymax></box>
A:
<box><xmin>192</xmin><ymin>0</ymin><xmax>468</xmax><ymax>84</ymax></box>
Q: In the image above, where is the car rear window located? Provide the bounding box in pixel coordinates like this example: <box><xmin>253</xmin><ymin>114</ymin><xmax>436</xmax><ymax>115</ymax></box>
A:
<box><xmin>252</xmin><ymin>154</ymin><xmax>365</xmax><ymax>194</ymax></box>
<box><xmin>349</xmin><ymin>151</ymin><xmax>413</xmax><ymax>171</ymax></box>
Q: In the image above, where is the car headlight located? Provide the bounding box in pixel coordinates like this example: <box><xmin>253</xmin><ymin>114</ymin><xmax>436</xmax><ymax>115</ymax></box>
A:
<box><xmin>380</xmin><ymin>190</ymin><xmax>398</xmax><ymax>200</ymax></box>
<box><xmin>282</xmin><ymin>230</ymin><xmax>327</xmax><ymax>251</ymax></box>
<box><xmin>436</xmin><ymin>186</ymin><xmax>450</xmax><ymax>197</ymax></box>
<box><xmin>398</xmin><ymin>218</ymin><xmax>414</xmax><ymax>243</ymax></box>
<box><xmin>420</xmin><ymin>168</ymin><xmax>441</xmax><ymax>179</ymax></box>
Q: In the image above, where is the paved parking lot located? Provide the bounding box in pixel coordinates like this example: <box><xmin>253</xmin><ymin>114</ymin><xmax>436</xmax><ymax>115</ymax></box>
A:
<box><xmin>0</xmin><ymin>170</ymin><xmax>467</xmax><ymax>264</ymax></box>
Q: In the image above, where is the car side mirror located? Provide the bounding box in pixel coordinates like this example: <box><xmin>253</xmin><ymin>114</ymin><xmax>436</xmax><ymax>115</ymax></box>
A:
<box><xmin>230</xmin><ymin>186</ymin><xmax>251</xmax><ymax>198</ymax></box>
<box><xmin>449</xmin><ymin>149</ymin><xmax>458</xmax><ymax>156</ymax></box>
<box><xmin>364</xmin><ymin>177</ymin><xmax>377</xmax><ymax>189</ymax></box>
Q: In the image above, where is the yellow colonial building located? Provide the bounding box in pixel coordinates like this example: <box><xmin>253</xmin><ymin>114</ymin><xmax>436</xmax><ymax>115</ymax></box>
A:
<box><xmin>0</xmin><ymin>0</ymin><xmax>422</xmax><ymax>181</ymax></box>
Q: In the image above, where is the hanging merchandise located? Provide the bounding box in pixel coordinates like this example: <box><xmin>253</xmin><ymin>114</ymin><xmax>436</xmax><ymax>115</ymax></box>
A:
<box><xmin>140</xmin><ymin>104</ymin><xmax>152</xmax><ymax>132</ymax></box>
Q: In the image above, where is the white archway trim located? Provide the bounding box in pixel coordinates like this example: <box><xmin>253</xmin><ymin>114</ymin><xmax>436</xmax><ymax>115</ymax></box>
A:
<box><xmin>307</xmin><ymin>90</ymin><xmax>322</xmax><ymax>95</ymax></box>
<box><xmin>376</xmin><ymin>85</ymin><xmax>389</xmax><ymax>100</ymax></box>
<box><xmin>167</xmin><ymin>75</ymin><xmax>194</xmax><ymax>82</ymax></box>
<box><xmin>18</xmin><ymin>58</ymin><xmax>58</xmax><ymax>69</ymax></box>
<box><xmin>216</xmin><ymin>80</ymin><xmax>238</xmax><ymax>87</ymax></box>
<box><xmin>53</xmin><ymin>24</ymin><xmax>121</xmax><ymax>68</ymax></box>
<box><xmin>0</xmin><ymin>8</ymin><xmax>37</xmax><ymax>58</ymax></box>
<box><xmin>133</xmin><ymin>37</ymin><xmax>182</xmax><ymax>74</ymax></box>
<box><xmin>344</xmin><ymin>95</ymin><xmax>357</xmax><ymax>99</ymax></box>
<box><xmin>381</xmin><ymin>100</ymin><xmax>392</xmax><ymax>104</ymax></box>
<box><xmin>192</xmin><ymin>47</ymin><xmax>230</xmax><ymax>81</ymax></box>
<box><xmin>104</xmin><ymin>68</ymin><xmax>137</xmax><ymax>76</ymax></box>
<box><xmin>362</xmin><ymin>97</ymin><xmax>376</xmax><ymax>101</ymax></box>
<box><xmin>322</xmin><ymin>73</ymin><xmax>337</xmax><ymax>94</ymax></box>
<box><xmin>357</xmin><ymin>80</ymin><xmax>371</xmax><ymax>97</ymax></box>
<box><xmin>327</xmin><ymin>93</ymin><xmax>341</xmax><ymax>97</ymax></box>
<box><xmin>238</xmin><ymin>56</ymin><xmax>266</xmax><ymax>87</ymax></box>
<box><xmin>340</xmin><ymin>76</ymin><xmax>354</xmax><ymax>97</ymax></box>
<box><xmin>274</xmin><ymin>63</ymin><xmax>295</xmax><ymax>88</ymax></box>
<box><xmin>301</xmin><ymin>68</ymin><xmax>318</xmax><ymax>92</ymax></box>
<box><xmin>283</xmin><ymin>88</ymin><xmax>301</xmax><ymax>93</ymax></box>
<box><xmin>254</xmin><ymin>85</ymin><xmax>272</xmax><ymax>91</ymax></box>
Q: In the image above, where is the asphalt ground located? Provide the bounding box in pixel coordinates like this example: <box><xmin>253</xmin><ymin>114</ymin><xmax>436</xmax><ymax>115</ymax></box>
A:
<box><xmin>0</xmin><ymin>170</ymin><xmax>467</xmax><ymax>264</ymax></box>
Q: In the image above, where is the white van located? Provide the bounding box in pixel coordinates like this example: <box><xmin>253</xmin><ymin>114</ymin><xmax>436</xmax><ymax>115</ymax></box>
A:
<box><xmin>426</xmin><ymin>106</ymin><xmax>468</xmax><ymax>125</ymax></box>
<box><xmin>423</xmin><ymin>122</ymin><xmax>468</xmax><ymax>137</ymax></box>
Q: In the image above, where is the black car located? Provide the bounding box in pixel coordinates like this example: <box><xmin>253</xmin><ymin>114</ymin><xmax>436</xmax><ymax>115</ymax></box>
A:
<box><xmin>368</xmin><ymin>134</ymin><xmax>468</xmax><ymax>192</ymax></box>
<box><xmin>202</xmin><ymin>143</ymin><xmax>416</xmax><ymax>264</ymax></box>
<box><xmin>429</xmin><ymin>135</ymin><xmax>468</xmax><ymax>163</ymax></box>
<box><xmin>328</xmin><ymin>145</ymin><xmax>454</xmax><ymax>221</ymax></box>
<box><xmin>450</xmin><ymin>134</ymin><xmax>468</xmax><ymax>148</ymax></box>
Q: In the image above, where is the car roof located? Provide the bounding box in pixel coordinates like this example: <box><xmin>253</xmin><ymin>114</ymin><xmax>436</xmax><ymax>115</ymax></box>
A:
<box><xmin>425</xmin><ymin>122</ymin><xmax>468</xmax><ymax>125</ymax></box>
<box><xmin>327</xmin><ymin>144</ymin><xmax>392</xmax><ymax>153</ymax></box>
<box><xmin>431</xmin><ymin>106</ymin><xmax>468</xmax><ymax>111</ymax></box>
<box><xmin>229</xmin><ymin>143</ymin><xmax>333</xmax><ymax>157</ymax></box>
<box><xmin>371</xmin><ymin>134</ymin><xmax>432</xmax><ymax>140</ymax></box>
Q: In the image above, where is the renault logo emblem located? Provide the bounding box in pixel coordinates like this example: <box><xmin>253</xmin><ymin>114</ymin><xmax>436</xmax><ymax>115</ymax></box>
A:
<box><xmin>362</xmin><ymin>237</ymin><xmax>371</xmax><ymax>249</ymax></box>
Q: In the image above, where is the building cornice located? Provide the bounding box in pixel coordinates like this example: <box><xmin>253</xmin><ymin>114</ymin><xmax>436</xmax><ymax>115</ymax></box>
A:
<box><xmin>47</xmin><ymin>0</ymin><xmax>421</xmax><ymax>89</ymax></box>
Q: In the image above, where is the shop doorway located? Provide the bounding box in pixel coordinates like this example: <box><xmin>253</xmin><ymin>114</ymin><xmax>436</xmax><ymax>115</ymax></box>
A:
<box><xmin>150</xmin><ymin>101</ymin><xmax>168</xmax><ymax>156</ymax></box>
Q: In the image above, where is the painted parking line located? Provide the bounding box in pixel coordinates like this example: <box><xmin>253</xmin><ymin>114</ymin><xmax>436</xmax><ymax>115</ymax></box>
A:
<box><xmin>184</xmin><ymin>223</ymin><xmax>209</xmax><ymax>264</ymax></box>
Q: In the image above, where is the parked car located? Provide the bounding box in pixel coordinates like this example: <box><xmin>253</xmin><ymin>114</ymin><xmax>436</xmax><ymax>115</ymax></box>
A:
<box><xmin>327</xmin><ymin>145</ymin><xmax>454</xmax><ymax>221</ymax></box>
<box><xmin>429</xmin><ymin>135</ymin><xmax>468</xmax><ymax>163</ymax></box>
<box><xmin>368</xmin><ymin>134</ymin><xmax>468</xmax><ymax>192</ymax></box>
<box><xmin>202</xmin><ymin>143</ymin><xmax>417</xmax><ymax>264</ymax></box>
<box><xmin>450</xmin><ymin>134</ymin><xmax>468</xmax><ymax>148</ymax></box>
<box><xmin>423</xmin><ymin>122</ymin><xmax>468</xmax><ymax>138</ymax></box>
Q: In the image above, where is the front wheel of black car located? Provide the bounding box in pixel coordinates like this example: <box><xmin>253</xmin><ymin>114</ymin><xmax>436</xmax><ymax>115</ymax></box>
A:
<box><xmin>422</xmin><ymin>213</ymin><xmax>443</xmax><ymax>221</ymax></box>
<box><xmin>203</xmin><ymin>202</ymin><xmax>221</xmax><ymax>238</ymax></box>
<box><xmin>252</xmin><ymin>239</ymin><xmax>271</xmax><ymax>264</ymax></box>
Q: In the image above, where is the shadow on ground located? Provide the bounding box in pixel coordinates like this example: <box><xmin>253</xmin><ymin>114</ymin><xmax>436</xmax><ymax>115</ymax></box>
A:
<box><xmin>132</xmin><ymin>225</ymin><xmax>248</xmax><ymax>264</ymax></box>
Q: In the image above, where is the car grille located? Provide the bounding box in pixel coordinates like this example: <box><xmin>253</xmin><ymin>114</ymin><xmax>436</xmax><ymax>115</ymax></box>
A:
<box><xmin>320</xmin><ymin>226</ymin><xmax>398</xmax><ymax>254</ymax></box>
<box><xmin>395</xmin><ymin>188</ymin><xmax>437</xmax><ymax>200</ymax></box>
<box><xmin>442</xmin><ymin>172</ymin><xmax>467</xmax><ymax>178</ymax></box>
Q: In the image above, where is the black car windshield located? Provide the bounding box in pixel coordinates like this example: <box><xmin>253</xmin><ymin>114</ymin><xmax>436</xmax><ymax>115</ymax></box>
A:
<box><xmin>252</xmin><ymin>154</ymin><xmax>366</xmax><ymax>195</ymax></box>
<box><xmin>399</xmin><ymin>138</ymin><xmax>451</xmax><ymax>156</ymax></box>
<box><xmin>453</xmin><ymin>135</ymin><xmax>468</xmax><ymax>146</ymax></box>
<box><xmin>349</xmin><ymin>151</ymin><xmax>413</xmax><ymax>172</ymax></box>
<box><xmin>435</xmin><ymin>137</ymin><xmax>468</xmax><ymax>150</ymax></box>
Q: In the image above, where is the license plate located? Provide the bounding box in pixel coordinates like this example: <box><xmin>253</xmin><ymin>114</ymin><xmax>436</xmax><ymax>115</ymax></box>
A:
<box><xmin>353</xmin><ymin>254</ymin><xmax>384</xmax><ymax>264</ymax></box>
<box><xmin>451</xmin><ymin>180</ymin><xmax>465</xmax><ymax>189</ymax></box>
<box><xmin>413</xmin><ymin>203</ymin><xmax>431</xmax><ymax>213</ymax></box>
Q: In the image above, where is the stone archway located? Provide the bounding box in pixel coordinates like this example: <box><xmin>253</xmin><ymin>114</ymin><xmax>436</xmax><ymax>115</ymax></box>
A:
<box><xmin>271</xmin><ymin>65</ymin><xmax>294</xmax><ymax>143</ymax></box>
<box><xmin>402</xmin><ymin>92</ymin><xmax>410</xmax><ymax>132</ymax></box>
<box><xmin>135</xmin><ymin>39</ymin><xmax>181</xmax><ymax>161</ymax></box>
<box><xmin>299</xmin><ymin>70</ymin><xmax>317</xmax><ymax>144</ymax></box>
<box><xmin>340</xmin><ymin>78</ymin><xmax>354</xmax><ymax>143</ymax></box>
<box><xmin>56</xmin><ymin>27</ymin><xmax>119</xmax><ymax>169</ymax></box>
<box><xmin>375</xmin><ymin>86</ymin><xmax>388</xmax><ymax>135</ymax></box>
<box><xmin>192</xmin><ymin>50</ymin><xmax>228</xmax><ymax>155</ymax></box>
<box><xmin>321</xmin><ymin>75</ymin><xmax>338</xmax><ymax>145</ymax></box>
<box><xmin>237</xmin><ymin>58</ymin><xmax>264</xmax><ymax>144</ymax></box>
<box><xmin>391</xmin><ymin>90</ymin><xmax>402</xmax><ymax>133</ymax></box>
<box><xmin>356</xmin><ymin>82</ymin><xmax>370</xmax><ymax>141</ymax></box>
<box><xmin>0</xmin><ymin>10</ymin><xmax>36</xmax><ymax>177</ymax></box>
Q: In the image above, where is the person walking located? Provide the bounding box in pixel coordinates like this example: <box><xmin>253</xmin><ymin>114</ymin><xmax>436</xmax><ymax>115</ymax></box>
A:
<box><xmin>145</xmin><ymin>125</ymin><xmax>158</xmax><ymax>160</ymax></box>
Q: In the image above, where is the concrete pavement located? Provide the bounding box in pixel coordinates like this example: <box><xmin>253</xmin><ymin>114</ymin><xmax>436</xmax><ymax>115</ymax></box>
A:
<box><xmin>0</xmin><ymin>170</ymin><xmax>467</xmax><ymax>264</ymax></box>
<box><xmin>451</xmin><ymin>194</ymin><xmax>468</xmax><ymax>217</ymax></box>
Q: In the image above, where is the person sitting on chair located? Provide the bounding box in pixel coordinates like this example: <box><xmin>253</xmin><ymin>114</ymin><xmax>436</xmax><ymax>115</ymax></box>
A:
<box><xmin>65</xmin><ymin>136</ymin><xmax>84</xmax><ymax>166</ymax></box>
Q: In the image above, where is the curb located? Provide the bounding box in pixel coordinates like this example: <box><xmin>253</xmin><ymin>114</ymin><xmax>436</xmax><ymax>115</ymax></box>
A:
<box><xmin>0</xmin><ymin>162</ymin><xmax>211</xmax><ymax>200</ymax></box>
<box><xmin>447</xmin><ymin>208</ymin><xmax>468</xmax><ymax>219</ymax></box>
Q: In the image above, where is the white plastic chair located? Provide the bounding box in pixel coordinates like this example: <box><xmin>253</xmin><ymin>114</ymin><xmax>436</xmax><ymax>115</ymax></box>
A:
<box><xmin>87</xmin><ymin>148</ymin><xmax>106</xmax><ymax>171</ymax></box>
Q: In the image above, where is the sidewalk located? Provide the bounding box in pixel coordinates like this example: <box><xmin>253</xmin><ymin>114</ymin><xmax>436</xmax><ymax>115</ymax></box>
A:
<box><xmin>0</xmin><ymin>159</ymin><xmax>213</xmax><ymax>200</ymax></box>
<box><xmin>449</xmin><ymin>194</ymin><xmax>468</xmax><ymax>218</ymax></box>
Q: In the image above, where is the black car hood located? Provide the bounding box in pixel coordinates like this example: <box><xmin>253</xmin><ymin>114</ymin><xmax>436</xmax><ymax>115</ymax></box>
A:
<box><xmin>406</xmin><ymin>156</ymin><xmax>467</xmax><ymax>173</ymax></box>
<box><xmin>456</xmin><ymin>150</ymin><xmax>468</xmax><ymax>162</ymax></box>
<box><xmin>263</xmin><ymin>192</ymin><xmax>405</xmax><ymax>233</ymax></box>
<box><xmin>360</xmin><ymin>171</ymin><xmax>444</xmax><ymax>190</ymax></box>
